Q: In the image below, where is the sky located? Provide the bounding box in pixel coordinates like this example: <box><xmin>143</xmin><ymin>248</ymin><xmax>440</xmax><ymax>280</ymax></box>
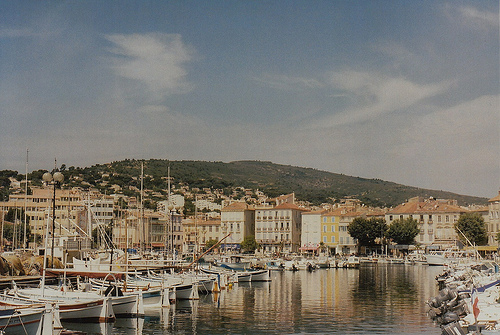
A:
<box><xmin>0</xmin><ymin>1</ymin><xmax>498</xmax><ymax>198</ymax></box>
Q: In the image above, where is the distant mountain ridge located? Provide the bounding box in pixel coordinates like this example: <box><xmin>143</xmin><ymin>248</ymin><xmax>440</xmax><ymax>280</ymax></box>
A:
<box><xmin>77</xmin><ymin>159</ymin><xmax>486</xmax><ymax>207</ymax></box>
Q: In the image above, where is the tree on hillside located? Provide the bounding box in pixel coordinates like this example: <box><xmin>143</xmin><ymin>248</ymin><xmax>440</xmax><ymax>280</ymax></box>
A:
<box><xmin>455</xmin><ymin>212</ymin><xmax>488</xmax><ymax>246</ymax></box>
<box><xmin>386</xmin><ymin>218</ymin><xmax>419</xmax><ymax>245</ymax></box>
<box><xmin>348</xmin><ymin>217</ymin><xmax>387</xmax><ymax>252</ymax></box>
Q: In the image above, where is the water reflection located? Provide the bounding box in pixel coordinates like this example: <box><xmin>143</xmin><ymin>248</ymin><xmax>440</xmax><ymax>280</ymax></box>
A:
<box><xmin>61</xmin><ymin>265</ymin><xmax>443</xmax><ymax>334</ymax></box>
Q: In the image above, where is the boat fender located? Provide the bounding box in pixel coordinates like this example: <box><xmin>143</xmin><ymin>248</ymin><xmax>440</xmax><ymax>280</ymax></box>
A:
<box><xmin>441</xmin><ymin>311</ymin><xmax>459</xmax><ymax>325</ymax></box>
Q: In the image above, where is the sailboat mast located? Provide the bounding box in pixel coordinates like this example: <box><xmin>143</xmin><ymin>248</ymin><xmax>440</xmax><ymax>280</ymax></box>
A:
<box><xmin>140</xmin><ymin>161</ymin><xmax>144</xmax><ymax>254</ymax></box>
<box><xmin>24</xmin><ymin>148</ymin><xmax>28</xmax><ymax>249</ymax></box>
<box><xmin>167</xmin><ymin>165</ymin><xmax>171</xmax><ymax>256</ymax></box>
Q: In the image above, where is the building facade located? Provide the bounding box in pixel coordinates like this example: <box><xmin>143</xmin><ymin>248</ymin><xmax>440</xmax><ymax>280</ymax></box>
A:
<box><xmin>255</xmin><ymin>202</ymin><xmax>306</xmax><ymax>254</ymax></box>
<box><xmin>300</xmin><ymin>210</ymin><xmax>326</xmax><ymax>253</ymax></box>
<box><xmin>220</xmin><ymin>202</ymin><xmax>255</xmax><ymax>250</ymax></box>
<box><xmin>386</xmin><ymin>197</ymin><xmax>467</xmax><ymax>248</ymax></box>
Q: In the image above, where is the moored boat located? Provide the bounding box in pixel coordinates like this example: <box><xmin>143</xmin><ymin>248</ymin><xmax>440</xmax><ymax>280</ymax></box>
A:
<box><xmin>0</xmin><ymin>307</ymin><xmax>45</xmax><ymax>335</ymax></box>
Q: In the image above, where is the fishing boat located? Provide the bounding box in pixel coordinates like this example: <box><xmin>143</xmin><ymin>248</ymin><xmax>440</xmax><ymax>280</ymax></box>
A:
<box><xmin>346</xmin><ymin>256</ymin><xmax>360</xmax><ymax>268</ymax></box>
<box><xmin>248</xmin><ymin>269</ymin><xmax>271</xmax><ymax>282</ymax></box>
<box><xmin>0</xmin><ymin>287</ymin><xmax>115</xmax><ymax>323</ymax></box>
<box><xmin>0</xmin><ymin>307</ymin><xmax>45</xmax><ymax>335</ymax></box>
<box><xmin>214</xmin><ymin>255</ymin><xmax>251</xmax><ymax>271</ymax></box>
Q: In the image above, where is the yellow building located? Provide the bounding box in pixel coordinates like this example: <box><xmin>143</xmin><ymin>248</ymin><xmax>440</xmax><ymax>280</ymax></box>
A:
<box><xmin>321</xmin><ymin>209</ymin><xmax>342</xmax><ymax>254</ymax></box>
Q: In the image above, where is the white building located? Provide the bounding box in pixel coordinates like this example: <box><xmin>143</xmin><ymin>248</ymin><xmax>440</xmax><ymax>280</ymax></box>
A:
<box><xmin>386</xmin><ymin>197</ymin><xmax>467</xmax><ymax>248</ymax></box>
<box><xmin>220</xmin><ymin>202</ymin><xmax>255</xmax><ymax>250</ymax></box>
<box><xmin>255</xmin><ymin>202</ymin><xmax>307</xmax><ymax>254</ymax></box>
<box><xmin>300</xmin><ymin>210</ymin><xmax>326</xmax><ymax>253</ymax></box>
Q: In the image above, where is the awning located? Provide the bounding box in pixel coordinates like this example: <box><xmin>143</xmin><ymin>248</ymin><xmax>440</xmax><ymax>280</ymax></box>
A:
<box><xmin>474</xmin><ymin>246</ymin><xmax>498</xmax><ymax>251</ymax></box>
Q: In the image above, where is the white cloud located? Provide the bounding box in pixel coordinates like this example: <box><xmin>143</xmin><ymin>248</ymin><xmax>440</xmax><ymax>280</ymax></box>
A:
<box><xmin>459</xmin><ymin>5</ymin><xmax>499</xmax><ymax>29</ymax></box>
<box><xmin>391</xmin><ymin>94</ymin><xmax>500</xmax><ymax>196</ymax></box>
<box><xmin>105</xmin><ymin>33</ymin><xmax>194</xmax><ymax>98</ymax></box>
<box><xmin>309</xmin><ymin>71</ymin><xmax>450</xmax><ymax>128</ymax></box>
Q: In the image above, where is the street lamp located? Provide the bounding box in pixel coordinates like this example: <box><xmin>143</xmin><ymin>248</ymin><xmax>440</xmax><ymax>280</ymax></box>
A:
<box><xmin>42</xmin><ymin>171</ymin><xmax>64</xmax><ymax>268</ymax></box>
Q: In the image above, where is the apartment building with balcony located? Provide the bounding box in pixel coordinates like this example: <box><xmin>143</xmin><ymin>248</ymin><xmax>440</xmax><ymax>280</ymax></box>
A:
<box><xmin>385</xmin><ymin>197</ymin><xmax>467</xmax><ymax>248</ymax></box>
<box><xmin>300</xmin><ymin>209</ymin><xmax>327</xmax><ymax>253</ymax></box>
<box><xmin>182</xmin><ymin>217</ymin><xmax>221</xmax><ymax>253</ymax></box>
<box><xmin>255</xmin><ymin>202</ymin><xmax>307</xmax><ymax>254</ymax></box>
<box><xmin>488</xmin><ymin>191</ymin><xmax>500</xmax><ymax>246</ymax></box>
<box><xmin>220</xmin><ymin>202</ymin><xmax>255</xmax><ymax>250</ymax></box>
<box><xmin>0</xmin><ymin>187</ymin><xmax>115</xmax><ymax>247</ymax></box>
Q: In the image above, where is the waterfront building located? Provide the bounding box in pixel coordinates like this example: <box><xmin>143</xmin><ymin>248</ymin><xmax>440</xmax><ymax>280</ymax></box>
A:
<box><xmin>0</xmin><ymin>187</ymin><xmax>113</xmax><ymax>249</ymax></box>
<box><xmin>255</xmin><ymin>202</ymin><xmax>307</xmax><ymax>254</ymax></box>
<box><xmin>220</xmin><ymin>202</ymin><xmax>255</xmax><ymax>250</ymax></box>
<box><xmin>336</xmin><ymin>208</ymin><xmax>379</xmax><ymax>255</ymax></box>
<box><xmin>112</xmin><ymin>210</ymin><xmax>139</xmax><ymax>250</ymax></box>
<box><xmin>488</xmin><ymin>191</ymin><xmax>500</xmax><ymax>246</ymax></box>
<box><xmin>321</xmin><ymin>209</ymin><xmax>342</xmax><ymax>254</ymax></box>
<box><xmin>386</xmin><ymin>197</ymin><xmax>467</xmax><ymax>249</ymax></box>
<box><xmin>182</xmin><ymin>217</ymin><xmax>221</xmax><ymax>253</ymax></box>
<box><xmin>300</xmin><ymin>209</ymin><xmax>327</xmax><ymax>254</ymax></box>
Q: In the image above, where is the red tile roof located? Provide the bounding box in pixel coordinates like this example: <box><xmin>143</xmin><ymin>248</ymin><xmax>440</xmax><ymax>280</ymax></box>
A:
<box><xmin>387</xmin><ymin>200</ymin><xmax>467</xmax><ymax>214</ymax></box>
<box><xmin>489</xmin><ymin>191</ymin><xmax>500</xmax><ymax>202</ymax></box>
<box><xmin>221</xmin><ymin>202</ymin><xmax>253</xmax><ymax>211</ymax></box>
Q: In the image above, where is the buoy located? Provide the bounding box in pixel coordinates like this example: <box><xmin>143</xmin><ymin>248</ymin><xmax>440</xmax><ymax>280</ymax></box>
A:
<box><xmin>228</xmin><ymin>283</ymin><xmax>233</xmax><ymax>289</ymax></box>
<box><xmin>213</xmin><ymin>281</ymin><xmax>219</xmax><ymax>293</ymax></box>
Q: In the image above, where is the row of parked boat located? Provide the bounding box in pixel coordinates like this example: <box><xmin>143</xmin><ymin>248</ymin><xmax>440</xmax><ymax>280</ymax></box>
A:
<box><xmin>211</xmin><ymin>251</ymin><xmax>464</xmax><ymax>271</ymax></box>
<box><xmin>426</xmin><ymin>261</ymin><xmax>500</xmax><ymax>334</ymax></box>
<box><xmin>0</xmin><ymin>262</ymin><xmax>272</xmax><ymax>334</ymax></box>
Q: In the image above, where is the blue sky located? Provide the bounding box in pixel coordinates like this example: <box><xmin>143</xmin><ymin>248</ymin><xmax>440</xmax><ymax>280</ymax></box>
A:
<box><xmin>0</xmin><ymin>1</ymin><xmax>498</xmax><ymax>198</ymax></box>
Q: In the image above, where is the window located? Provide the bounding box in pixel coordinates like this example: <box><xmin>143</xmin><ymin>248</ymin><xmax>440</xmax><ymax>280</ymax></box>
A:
<box><xmin>323</xmin><ymin>226</ymin><xmax>327</xmax><ymax>232</ymax></box>
<box><xmin>323</xmin><ymin>217</ymin><xmax>327</xmax><ymax>223</ymax></box>
<box><xmin>323</xmin><ymin>236</ymin><xmax>327</xmax><ymax>243</ymax></box>
<box><xmin>331</xmin><ymin>236</ymin><xmax>335</xmax><ymax>243</ymax></box>
<box><xmin>331</xmin><ymin>226</ymin><xmax>335</xmax><ymax>232</ymax></box>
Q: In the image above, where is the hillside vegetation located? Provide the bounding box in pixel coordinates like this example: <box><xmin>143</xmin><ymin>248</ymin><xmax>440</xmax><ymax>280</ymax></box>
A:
<box><xmin>2</xmin><ymin>159</ymin><xmax>487</xmax><ymax>207</ymax></box>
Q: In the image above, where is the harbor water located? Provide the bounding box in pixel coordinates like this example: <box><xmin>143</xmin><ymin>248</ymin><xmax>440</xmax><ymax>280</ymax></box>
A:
<box><xmin>64</xmin><ymin>264</ymin><xmax>444</xmax><ymax>334</ymax></box>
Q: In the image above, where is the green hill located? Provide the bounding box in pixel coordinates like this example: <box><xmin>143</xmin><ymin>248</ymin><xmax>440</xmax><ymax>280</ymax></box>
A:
<box><xmin>46</xmin><ymin>159</ymin><xmax>487</xmax><ymax>207</ymax></box>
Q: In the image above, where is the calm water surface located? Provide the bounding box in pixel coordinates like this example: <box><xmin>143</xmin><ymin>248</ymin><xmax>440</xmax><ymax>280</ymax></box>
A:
<box><xmin>64</xmin><ymin>264</ymin><xmax>443</xmax><ymax>334</ymax></box>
